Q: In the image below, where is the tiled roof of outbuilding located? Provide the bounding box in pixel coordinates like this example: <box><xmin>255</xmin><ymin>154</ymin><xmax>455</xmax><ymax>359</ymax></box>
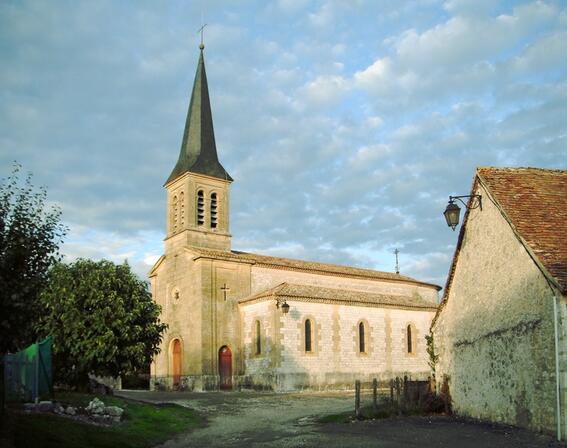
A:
<box><xmin>238</xmin><ymin>282</ymin><xmax>438</xmax><ymax>310</ymax></box>
<box><xmin>478</xmin><ymin>167</ymin><xmax>567</xmax><ymax>293</ymax></box>
<box><xmin>188</xmin><ymin>246</ymin><xmax>441</xmax><ymax>290</ymax></box>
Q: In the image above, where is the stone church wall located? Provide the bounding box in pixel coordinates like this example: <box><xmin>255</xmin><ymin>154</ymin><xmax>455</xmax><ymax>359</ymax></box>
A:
<box><xmin>251</xmin><ymin>267</ymin><xmax>438</xmax><ymax>304</ymax></box>
<box><xmin>241</xmin><ymin>300</ymin><xmax>434</xmax><ymax>391</ymax></box>
<box><xmin>432</xmin><ymin>182</ymin><xmax>558</xmax><ymax>434</ymax></box>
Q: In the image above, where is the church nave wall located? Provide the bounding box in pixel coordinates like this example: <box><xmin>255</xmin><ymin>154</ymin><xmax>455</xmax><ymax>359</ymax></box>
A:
<box><xmin>251</xmin><ymin>266</ymin><xmax>438</xmax><ymax>303</ymax></box>
<box><xmin>239</xmin><ymin>300</ymin><xmax>434</xmax><ymax>391</ymax></box>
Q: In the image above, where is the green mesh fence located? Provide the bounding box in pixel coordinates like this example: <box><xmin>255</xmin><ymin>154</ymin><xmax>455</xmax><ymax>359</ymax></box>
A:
<box><xmin>3</xmin><ymin>337</ymin><xmax>53</xmax><ymax>402</ymax></box>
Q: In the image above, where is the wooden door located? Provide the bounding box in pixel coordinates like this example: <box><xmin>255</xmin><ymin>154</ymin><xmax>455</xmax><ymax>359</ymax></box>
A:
<box><xmin>219</xmin><ymin>346</ymin><xmax>232</xmax><ymax>390</ymax></box>
<box><xmin>172</xmin><ymin>339</ymin><xmax>182</xmax><ymax>387</ymax></box>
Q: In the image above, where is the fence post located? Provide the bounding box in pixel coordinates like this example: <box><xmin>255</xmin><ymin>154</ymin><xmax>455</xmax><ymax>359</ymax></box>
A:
<box><xmin>0</xmin><ymin>357</ymin><xmax>4</xmax><ymax>415</ymax></box>
<box><xmin>355</xmin><ymin>380</ymin><xmax>361</xmax><ymax>418</ymax></box>
<box><xmin>390</xmin><ymin>379</ymin><xmax>394</xmax><ymax>404</ymax></box>
<box><xmin>395</xmin><ymin>377</ymin><xmax>401</xmax><ymax>415</ymax></box>
<box><xmin>403</xmin><ymin>375</ymin><xmax>409</xmax><ymax>408</ymax></box>
<box><xmin>372</xmin><ymin>378</ymin><xmax>378</xmax><ymax>412</ymax></box>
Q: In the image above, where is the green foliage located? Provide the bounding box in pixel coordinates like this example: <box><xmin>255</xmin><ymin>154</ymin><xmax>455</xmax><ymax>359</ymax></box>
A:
<box><xmin>425</xmin><ymin>332</ymin><xmax>439</xmax><ymax>376</ymax></box>
<box><xmin>36</xmin><ymin>259</ymin><xmax>167</xmax><ymax>387</ymax></box>
<box><xmin>5</xmin><ymin>392</ymin><xmax>202</xmax><ymax>448</ymax></box>
<box><xmin>0</xmin><ymin>163</ymin><xmax>67</xmax><ymax>353</ymax></box>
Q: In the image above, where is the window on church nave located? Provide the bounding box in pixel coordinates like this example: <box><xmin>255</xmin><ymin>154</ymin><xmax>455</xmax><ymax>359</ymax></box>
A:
<box><xmin>407</xmin><ymin>324</ymin><xmax>413</xmax><ymax>354</ymax></box>
<box><xmin>359</xmin><ymin>322</ymin><xmax>366</xmax><ymax>353</ymax></box>
<box><xmin>197</xmin><ymin>190</ymin><xmax>205</xmax><ymax>226</ymax></box>
<box><xmin>305</xmin><ymin>319</ymin><xmax>312</xmax><ymax>352</ymax></box>
<box><xmin>210</xmin><ymin>193</ymin><xmax>218</xmax><ymax>228</ymax></box>
<box><xmin>255</xmin><ymin>320</ymin><xmax>261</xmax><ymax>355</ymax></box>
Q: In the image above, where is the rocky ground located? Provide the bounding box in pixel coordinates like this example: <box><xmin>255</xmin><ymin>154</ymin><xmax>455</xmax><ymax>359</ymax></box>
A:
<box><xmin>116</xmin><ymin>390</ymin><xmax>564</xmax><ymax>448</ymax></box>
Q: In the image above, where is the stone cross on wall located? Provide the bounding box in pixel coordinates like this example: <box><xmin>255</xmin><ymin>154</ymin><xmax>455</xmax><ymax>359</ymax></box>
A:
<box><xmin>220</xmin><ymin>283</ymin><xmax>230</xmax><ymax>301</ymax></box>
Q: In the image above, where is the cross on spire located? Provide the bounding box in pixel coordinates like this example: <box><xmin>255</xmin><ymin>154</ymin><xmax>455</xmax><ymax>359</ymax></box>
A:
<box><xmin>197</xmin><ymin>23</ymin><xmax>207</xmax><ymax>50</ymax></box>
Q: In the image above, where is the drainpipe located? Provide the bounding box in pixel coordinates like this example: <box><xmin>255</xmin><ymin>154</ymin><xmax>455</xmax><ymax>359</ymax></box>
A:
<box><xmin>553</xmin><ymin>291</ymin><xmax>562</xmax><ymax>441</ymax></box>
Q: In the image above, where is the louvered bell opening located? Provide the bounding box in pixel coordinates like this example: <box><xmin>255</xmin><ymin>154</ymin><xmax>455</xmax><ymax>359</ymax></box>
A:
<box><xmin>173</xmin><ymin>195</ymin><xmax>178</xmax><ymax>232</ymax></box>
<box><xmin>197</xmin><ymin>190</ymin><xmax>205</xmax><ymax>226</ymax></box>
<box><xmin>210</xmin><ymin>193</ymin><xmax>218</xmax><ymax>228</ymax></box>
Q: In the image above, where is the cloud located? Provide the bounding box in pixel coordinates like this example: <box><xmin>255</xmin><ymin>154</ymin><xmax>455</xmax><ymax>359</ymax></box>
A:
<box><xmin>298</xmin><ymin>75</ymin><xmax>350</xmax><ymax>107</ymax></box>
<box><xmin>1</xmin><ymin>0</ymin><xmax>565</xmax><ymax>289</ymax></box>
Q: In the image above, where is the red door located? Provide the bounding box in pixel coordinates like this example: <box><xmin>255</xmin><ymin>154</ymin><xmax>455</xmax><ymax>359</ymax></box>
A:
<box><xmin>219</xmin><ymin>346</ymin><xmax>232</xmax><ymax>390</ymax></box>
<box><xmin>172</xmin><ymin>339</ymin><xmax>182</xmax><ymax>387</ymax></box>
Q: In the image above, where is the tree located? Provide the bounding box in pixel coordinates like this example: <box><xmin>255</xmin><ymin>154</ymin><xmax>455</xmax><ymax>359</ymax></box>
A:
<box><xmin>0</xmin><ymin>164</ymin><xmax>66</xmax><ymax>353</ymax></box>
<box><xmin>36</xmin><ymin>259</ymin><xmax>167</xmax><ymax>387</ymax></box>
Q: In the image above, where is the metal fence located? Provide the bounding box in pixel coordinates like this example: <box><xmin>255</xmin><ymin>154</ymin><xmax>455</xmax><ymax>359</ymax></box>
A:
<box><xmin>354</xmin><ymin>376</ymin><xmax>433</xmax><ymax>417</ymax></box>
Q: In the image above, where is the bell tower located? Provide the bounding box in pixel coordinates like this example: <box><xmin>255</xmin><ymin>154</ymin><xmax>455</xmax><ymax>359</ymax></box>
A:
<box><xmin>164</xmin><ymin>45</ymin><xmax>232</xmax><ymax>251</ymax></box>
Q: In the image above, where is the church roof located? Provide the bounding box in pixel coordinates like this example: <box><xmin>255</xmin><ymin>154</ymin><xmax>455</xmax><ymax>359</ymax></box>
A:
<box><xmin>238</xmin><ymin>282</ymin><xmax>438</xmax><ymax>311</ymax></box>
<box><xmin>188</xmin><ymin>246</ymin><xmax>441</xmax><ymax>290</ymax></box>
<box><xmin>166</xmin><ymin>48</ymin><xmax>232</xmax><ymax>185</ymax></box>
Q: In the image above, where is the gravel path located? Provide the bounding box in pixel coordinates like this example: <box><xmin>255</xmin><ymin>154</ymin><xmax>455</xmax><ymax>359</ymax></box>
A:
<box><xmin>116</xmin><ymin>390</ymin><xmax>564</xmax><ymax>448</ymax></box>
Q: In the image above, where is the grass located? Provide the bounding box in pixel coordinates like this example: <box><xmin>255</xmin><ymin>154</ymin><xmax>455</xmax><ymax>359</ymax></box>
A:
<box><xmin>2</xmin><ymin>392</ymin><xmax>203</xmax><ymax>448</ymax></box>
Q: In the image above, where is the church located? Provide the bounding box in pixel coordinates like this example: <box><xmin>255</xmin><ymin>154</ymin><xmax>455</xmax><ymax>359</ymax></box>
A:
<box><xmin>149</xmin><ymin>45</ymin><xmax>441</xmax><ymax>392</ymax></box>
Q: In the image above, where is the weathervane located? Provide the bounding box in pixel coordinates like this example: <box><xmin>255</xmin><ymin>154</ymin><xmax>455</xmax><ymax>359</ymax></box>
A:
<box><xmin>394</xmin><ymin>249</ymin><xmax>400</xmax><ymax>274</ymax></box>
<box><xmin>197</xmin><ymin>23</ymin><xmax>207</xmax><ymax>50</ymax></box>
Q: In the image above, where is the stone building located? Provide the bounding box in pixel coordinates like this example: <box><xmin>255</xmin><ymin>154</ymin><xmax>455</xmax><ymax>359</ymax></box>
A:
<box><xmin>149</xmin><ymin>46</ymin><xmax>440</xmax><ymax>392</ymax></box>
<box><xmin>432</xmin><ymin>167</ymin><xmax>567</xmax><ymax>438</ymax></box>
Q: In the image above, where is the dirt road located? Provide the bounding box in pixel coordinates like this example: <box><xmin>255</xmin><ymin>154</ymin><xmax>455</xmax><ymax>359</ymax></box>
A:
<box><xmin>117</xmin><ymin>390</ymin><xmax>563</xmax><ymax>448</ymax></box>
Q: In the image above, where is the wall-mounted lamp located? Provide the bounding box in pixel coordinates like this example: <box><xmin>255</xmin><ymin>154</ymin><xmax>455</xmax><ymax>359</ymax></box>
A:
<box><xmin>443</xmin><ymin>195</ymin><xmax>482</xmax><ymax>231</ymax></box>
<box><xmin>276</xmin><ymin>299</ymin><xmax>290</xmax><ymax>314</ymax></box>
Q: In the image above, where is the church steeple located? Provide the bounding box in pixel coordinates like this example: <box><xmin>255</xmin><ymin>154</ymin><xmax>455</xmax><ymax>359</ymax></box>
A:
<box><xmin>166</xmin><ymin>47</ymin><xmax>232</xmax><ymax>185</ymax></box>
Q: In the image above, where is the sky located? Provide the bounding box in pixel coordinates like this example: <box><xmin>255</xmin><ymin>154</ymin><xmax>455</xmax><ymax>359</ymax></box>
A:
<box><xmin>1</xmin><ymin>0</ymin><xmax>566</xmax><ymax>289</ymax></box>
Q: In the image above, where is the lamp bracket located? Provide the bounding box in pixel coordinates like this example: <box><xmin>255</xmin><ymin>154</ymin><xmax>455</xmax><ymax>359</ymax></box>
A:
<box><xmin>449</xmin><ymin>194</ymin><xmax>482</xmax><ymax>210</ymax></box>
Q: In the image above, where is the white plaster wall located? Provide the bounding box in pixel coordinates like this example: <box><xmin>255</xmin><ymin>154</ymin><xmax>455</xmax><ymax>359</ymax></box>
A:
<box><xmin>266</xmin><ymin>301</ymin><xmax>435</xmax><ymax>391</ymax></box>
<box><xmin>241</xmin><ymin>301</ymin><xmax>275</xmax><ymax>374</ymax></box>
<box><xmin>432</xmin><ymin>182</ymin><xmax>557</xmax><ymax>433</ymax></box>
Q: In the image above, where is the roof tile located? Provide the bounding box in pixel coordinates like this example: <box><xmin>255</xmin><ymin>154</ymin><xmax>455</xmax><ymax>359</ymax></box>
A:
<box><xmin>478</xmin><ymin>167</ymin><xmax>567</xmax><ymax>292</ymax></box>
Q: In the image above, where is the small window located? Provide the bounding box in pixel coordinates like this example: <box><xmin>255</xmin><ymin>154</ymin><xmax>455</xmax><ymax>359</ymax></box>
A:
<box><xmin>179</xmin><ymin>192</ymin><xmax>185</xmax><ymax>227</ymax></box>
<box><xmin>197</xmin><ymin>190</ymin><xmax>204</xmax><ymax>226</ymax></box>
<box><xmin>172</xmin><ymin>195</ymin><xmax>178</xmax><ymax>232</ymax></box>
<box><xmin>359</xmin><ymin>322</ymin><xmax>366</xmax><ymax>353</ymax></box>
<box><xmin>255</xmin><ymin>320</ymin><xmax>261</xmax><ymax>355</ymax></box>
<box><xmin>210</xmin><ymin>193</ymin><xmax>218</xmax><ymax>228</ymax></box>
<box><xmin>407</xmin><ymin>324</ymin><xmax>413</xmax><ymax>354</ymax></box>
<box><xmin>305</xmin><ymin>319</ymin><xmax>312</xmax><ymax>352</ymax></box>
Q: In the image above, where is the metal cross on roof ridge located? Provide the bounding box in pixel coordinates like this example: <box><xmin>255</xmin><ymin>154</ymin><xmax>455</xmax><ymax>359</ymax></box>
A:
<box><xmin>394</xmin><ymin>248</ymin><xmax>400</xmax><ymax>275</ymax></box>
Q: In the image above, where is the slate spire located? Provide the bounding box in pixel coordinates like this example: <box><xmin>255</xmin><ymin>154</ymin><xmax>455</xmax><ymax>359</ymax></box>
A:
<box><xmin>166</xmin><ymin>46</ymin><xmax>232</xmax><ymax>184</ymax></box>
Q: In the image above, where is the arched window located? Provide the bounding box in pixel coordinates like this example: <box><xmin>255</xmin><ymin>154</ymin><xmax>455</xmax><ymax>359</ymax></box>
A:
<box><xmin>305</xmin><ymin>319</ymin><xmax>312</xmax><ymax>352</ymax></box>
<box><xmin>172</xmin><ymin>195</ymin><xmax>178</xmax><ymax>232</ymax></box>
<box><xmin>179</xmin><ymin>192</ymin><xmax>185</xmax><ymax>227</ymax></box>
<box><xmin>407</xmin><ymin>324</ymin><xmax>413</xmax><ymax>354</ymax></box>
<box><xmin>255</xmin><ymin>320</ymin><xmax>261</xmax><ymax>355</ymax></box>
<box><xmin>210</xmin><ymin>193</ymin><xmax>218</xmax><ymax>228</ymax></box>
<box><xmin>197</xmin><ymin>190</ymin><xmax>204</xmax><ymax>226</ymax></box>
<box><xmin>359</xmin><ymin>322</ymin><xmax>366</xmax><ymax>353</ymax></box>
